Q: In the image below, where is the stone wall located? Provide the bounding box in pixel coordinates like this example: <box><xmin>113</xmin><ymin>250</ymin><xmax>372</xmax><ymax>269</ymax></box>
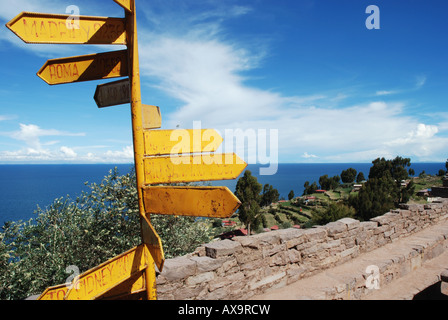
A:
<box><xmin>156</xmin><ymin>200</ymin><xmax>448</xmax><ymax>300</ymax></box>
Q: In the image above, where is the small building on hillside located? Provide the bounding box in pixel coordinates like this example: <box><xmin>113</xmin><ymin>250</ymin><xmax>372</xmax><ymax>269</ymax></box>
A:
<box><xmin>222</xmin><ymin>220</ymin><xmax>236</xmax><ymax>227</ymax></box>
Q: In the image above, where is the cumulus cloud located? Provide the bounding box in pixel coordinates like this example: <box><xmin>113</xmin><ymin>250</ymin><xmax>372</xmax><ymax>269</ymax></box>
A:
<box><xmin>2</xmin><ymin>1</ymin><xmax>447</xmax><ymax>163</ymax></box>
<box><xmin>60</xmin><ymin>146</ymin><xmax>77</xmax><ymax>158</ymax></box>
<box><xmin>9</xmin><ymin>124</ymin><xmax>84</xmax><ymax>151</ymax></box>
<box><xmin>136</xmin><ymin>4</ymin><xmax>448</xmax><ymax>163</ymax></box>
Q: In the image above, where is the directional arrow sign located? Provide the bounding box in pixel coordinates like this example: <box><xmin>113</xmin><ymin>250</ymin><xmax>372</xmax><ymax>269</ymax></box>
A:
<box><xmin>38</xmin><ymin>50</ymin><xmax>128</xmax><ymax>85</ymax></box>
<box><xmin>143</xmin><ymin>153</ymin><xmax>247</xmax><ymax>184</ymax></box>
<box><xmin>38</xmin><ymin>283</ymin><xmax>69</xmax><ymax>301</ymax></box>
<box><xmin>6</xmin><ymin>12</ymin><xmax>126</xmax><ymax>45</ymax></box>
<box><xmin>143</xmin><ymin>186</ymin><xmax>241</xmax><ymax>218</ymax></box>
<box><xmin>38</xmin><ymin>270</ymin><xmax>147</xmax><ymax>301</ymax></box>
<box><xmin>144</xmin><ymin>129</ymin><xmax>223</xmax><ymax>156</ymax></box>
<box><xmin>63</xmin><ymin>244</ymin><xmax>148</xmax><ymax>300</ymax></box>
<box><xmin>94</xmin><ymin>79</ymin><xmax>130</xmax><ymax>108</ymax></box>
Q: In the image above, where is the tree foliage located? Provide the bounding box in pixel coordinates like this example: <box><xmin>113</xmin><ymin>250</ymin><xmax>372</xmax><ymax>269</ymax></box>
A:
<box><xmin>356</xmin><ymin>172</ymin><xmax>365</xmax><ymax>183</ymax></box>
<box><xmin>312</xmin><ymin>203</ymin><xmax>355</xmax><ymax>226</ymax></box>
<box><xmin>260</xmin><ymin>184</ymin><xmax>280</xmax><ymax>207</ymax></box>
<box><xmin>319</xmin><ymin>174</ymin><xmax>340</xmax><ymax>190</ymax></box>
<box><xmin>0</xmin><ymin>168</ymin><xmax>213</xmax><ymax>300</ymax></box>
<box><xmin>235</xmin><ymin>170</ymin><xmax>263</xmax><ymax>235</ymax></box>
<box><xmin>349</xmin><ymin>157</ymin><xmax>415</xmax><ymax>220</ymax></box>
<box><xmin>303</xmin><ymin>181</ymin><xmax>318</xmax><ymax>195</ymax></box>
<box><xmin>288</xmin><ymin>190</ymin><xmax>295</xmax><ymax>200</ymax></box>
<box><xmin>341</xmin><ymin>168</ymin><xmax>357</xmax><ymax>184</ymax></box>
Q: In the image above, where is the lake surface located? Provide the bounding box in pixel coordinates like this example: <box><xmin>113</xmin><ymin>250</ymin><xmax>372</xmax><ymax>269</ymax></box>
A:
<box><xmin>0</xmin><ymin>162</ymin><xmax>445</xmax><ymax>226</ymax></box>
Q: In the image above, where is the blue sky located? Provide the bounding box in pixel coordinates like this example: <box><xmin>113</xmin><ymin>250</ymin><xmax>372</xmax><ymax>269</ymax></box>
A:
<box><xmin>0</xmin><ymin>0</ymin><xmax>447</xmax><ymax>164</ymax></box>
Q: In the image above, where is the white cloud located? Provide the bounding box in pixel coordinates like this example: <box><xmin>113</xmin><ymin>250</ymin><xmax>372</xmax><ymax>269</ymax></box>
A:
<box><xmin>0</xmin><ymin>115</ymin><xmax>16</xmax><ymax>121</ymax></box>
<box><xmin>135</xmin><ymin>4</ymin><xmax>448</xmax><ymax>163</ymax></box>
<box><xmin>60</xmin><ymin>146</ymin><xmax>77</xmax><ymax>158</ymax></box>
<box><xmin>302</xmin><ymin>152</ymin><xmax>318</xmax><ymax>159</ymax></box>
<box><xmin>415</xmin><ymin>75</ymin><xmax>427</xmax><ymax>89</ymax></box>
<box><xmin>9</xmin><ymin>123</ymin><xmax>84</xmax><ymax>151</ymax></box>
<box><xmin>376</xmin><ymin>90</ymin><xmax>398</xmax><ymax>96</ymax></box>
<box><xmin>104</xmin><ymin>146</ymin><xmax>134</xmax><ymax>160</ymax></box>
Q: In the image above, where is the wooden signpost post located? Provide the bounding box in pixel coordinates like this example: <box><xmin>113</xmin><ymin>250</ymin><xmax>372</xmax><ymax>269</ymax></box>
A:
<box><xmin>6</xmin><ymin>0</ymin><xmax>247</xmax><ymax>300</ymax></box>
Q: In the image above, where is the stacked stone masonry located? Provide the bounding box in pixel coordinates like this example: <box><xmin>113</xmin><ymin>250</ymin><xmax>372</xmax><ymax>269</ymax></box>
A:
<box><xmin>156</xmin><ymin>199</ymin><xmax>448</xmax><ymax>300</ymax></box>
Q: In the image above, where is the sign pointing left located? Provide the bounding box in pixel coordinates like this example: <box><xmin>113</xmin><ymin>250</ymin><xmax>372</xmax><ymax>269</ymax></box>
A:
<box><xmin>6</xmin><ymin>12</ymin><xmax>126</xmax><ymax>45</ymax></box>
<box><xmin>38</xmin><ymin>50</ymin><xmax>129</xmax><ymax>85</ymax></box>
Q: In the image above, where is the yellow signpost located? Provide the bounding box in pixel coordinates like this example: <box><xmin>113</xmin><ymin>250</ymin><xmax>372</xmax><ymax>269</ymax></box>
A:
<box><xmin>7</xmin><ymin>0</ymin><xmax>247</xmax><ymax>300</ymax></box>
<box><xmin>39</xmin><ymin>244</ymin><xmax>148</xmax><ymax>300</ymax></box>
<box><xmin>144</xmin><ymin>129</ymin><xmax>223</xmax><ymax>156</ymax></box>
<box><xmin>143</xmin><ymin>186</ymin><xmax>241</xmax><ymax>218</ymax></box>
<box><xmin>6</xmin><ymin>12</ymin><xmax>126</xmax><ymax>45</ymax></box>
<box><xmin>143</xmin><ymin>153</ymin><xmax>246</xmax><ymax>184</ymax></box>
<box><xmin>37</xmin><ymin>50</ymin><xmax>129</xmax><ymax>85</ymax></box>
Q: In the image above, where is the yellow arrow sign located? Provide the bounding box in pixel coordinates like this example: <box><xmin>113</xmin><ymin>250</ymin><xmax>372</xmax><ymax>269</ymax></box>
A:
<box><xmin>37</xmin><ymin>50</ymin><xmax>128</xmax><ymax>85</ymax></box>
<box><xmin>144</xmin><ymin>129</ymin><xmax>223</xmax><ymax>156</ymax></box>
<box><xmin>143</xmin><ymin>186</ymin><xmax>241</xmax><ymax>218</ymax></box>
<box><xmin>143</xmin><ymin>153</ymin><xmax>247</xmax><ymax>184</ymax></box>
<box><xmin>38</xmin><ymin>283</ymin><xmax>69</xmax><ymax>301</ymax></box>
<box><xmin>6</xmin><ymin>12</ymin><xmax>126</xmax><ymax>45</ymax></box>
<box><xmin>61</xmin><ymin>244</ymin><xmax>148</xmax><ymax>300</ymax></box>
<box><xmin>38</xmin><ymin>269</ymin><xmax>147</xmax><ymax>300</ymax></box>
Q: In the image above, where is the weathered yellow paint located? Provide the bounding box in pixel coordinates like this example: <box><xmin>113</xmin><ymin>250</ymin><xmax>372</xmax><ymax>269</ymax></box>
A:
<box><xmin>142</xmin><ymin>105</ymin><xmax>162</xmax><ymax>129</ymax></box>
<box><xmin>140</xmin><ymin>215</ymin><xmax>165</xmax><ymax>273</ymax></box>
<box><xmin>143</xmin><ymin>186</ymin><xmax>241</xmax><ymax>218</ymax></box>
<box><xmin>8</xmin><ymin>0</ymin><xmax>166</xmax><ymax>301</ymax></box>
<box><xmin>99</xmin><ymin>270</ymin><xmax>146</xmax><ymax>300</ymax></box>
<box><xmin>143</xmin><ymin>153</ymin><xmax>247</xmax><ymax>184</ymax></box>
<box><xmin>125</xmin><ymin>0</ymin><xmax>163</xmax><ymax>300</ymax></box>
<box><xmin>37</xmin><ymin>50</ymin><xmax>128</xmax><ymax>85</ymax></box>
<box><xmin>38</xmin><ymin>244</ymin><xmax>148</xmax><ymax>300</ymax></box>
<box><xmin>114</xmin><ymin>0</ymin><xmax>132</xmax><ymax>13</ymax></box>
<box><xmin>6</xmin><ymin>12</ymin><xmax>126</xmax><ymax>45</ymax></box>
<box><xmin>63</xmin><ymin>244</ymin><xmax>148</xmax><ymax>300</ymax></box>
<box><xmin>38</xmin><ymin>283</ymin><xmax>69</xmax><ymax>300</ymax></box>
<box><xmin>144</xmin><ymin>129</ymin><xmax>223</xmax><ymax>156</ymax></box>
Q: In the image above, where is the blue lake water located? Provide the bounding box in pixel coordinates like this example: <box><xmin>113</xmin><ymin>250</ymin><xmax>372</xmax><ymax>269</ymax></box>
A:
<box><xmin>0</xmin><ymin>162</ymin><xmax>445</xmax><ymax>226</ymax></box>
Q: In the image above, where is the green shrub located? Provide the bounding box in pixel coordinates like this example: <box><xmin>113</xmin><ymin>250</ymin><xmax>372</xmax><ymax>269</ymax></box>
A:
<box><xmin>0</xmin><ymin>168</ymin><xmax>214</xmax><ymax>300</ymax></box>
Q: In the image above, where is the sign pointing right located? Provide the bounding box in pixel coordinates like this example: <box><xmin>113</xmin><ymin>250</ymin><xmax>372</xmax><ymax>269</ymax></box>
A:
<box><xmin>143</xmin><ymin>186</ymin><xmax>241</xmax><ymax>218</ymax></box>
<box><xmin>143</xmin><ymin>153</ymin><xmax>247</xmax><ymax>185</ymax></box>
